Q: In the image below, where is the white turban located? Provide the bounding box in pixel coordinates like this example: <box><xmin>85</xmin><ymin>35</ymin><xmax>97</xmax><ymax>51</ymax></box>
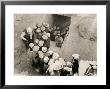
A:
<box><xmin>36</xmin><ymin>28</ymin><xmax>41</xmax><ymax>33</ymax></box>
<box><xmin>26</xmin><ymin>27</ymin><xmax>33</xmax><ymax>33</ymax></box>
<box><xmin>42</xmin><ymin>31</ymin><xmax>47</xmax><ymax>35</ymax></box>
<box><xmin>37</xmin><ymin>23</ymin><xmax>42</xmax><ymax>28</ymax></box>
<box><xmin>32</xmin><ymin>46</ymin><xmax>39</xmax><ymax>52</ymax></box>
<box><xmin>35</xmin><ymin>39</ymin><xmax>39</xmax><ymax>44</ymax></box>
<box><xmin>43</xmin><ymin>56</ymin><xmax>49</xmax><ymax>63</ymax></box>
<box><xmin>29</xmin><ymin>43</ymin><xmax>34</xmax><ymax>48</ymax></box>
<box><xmin>38</xmin><ymin>51</ymin><xmax>44</xmax><ymax>59</ymax></box>
<box><xmin>42</xmin><ymin>47</ymin><xmax>47</xmax><ymax>53</ymax></box>
<box><xmin>59</xmin><ymin>58</ymin><xmax>66</xmax><ymax>66</ymax></box>
<box><xmin>43</xmin><ymin>23</ymin><xmax>49</xmax><ymax>28</ymax></box>
<box><xmin>56</xmin><ymin>26</ymin><xmax>60</xmax><ymax>30</ymax></box>
<box><xmin>46</xmin><ymin>33</ymin><xmax>50</xmax><ymax>38</ymax></box>
<box><xmin>66</xmin><ymin>61</ymin><xmax>72</xmax><ymax>67</ymax></box>
<box><xmin>42</xmin><ymin>35</ymin><xmax>48</xmax><ymax>40</ymax></box>
<box><xmin>64</xmin><ymin>67</ymin><xmax>72</xmax><ymax>72</ymax></box>
<box><xmin>53</xmin><ymin>60</ymin><xmax>62</xmax><ymax>70</ymax></box>
<box><xmin>72</xmin><ymin>54</ymin><xmax>80</xmax><ymax>60</ymax></box>
<box><xmin>52</xmin><ymin>53</ymin><xmax>59</xmax><ymax>59</ymax></box>
<box><xmin>48</xmin><ymin>50</ymin><xmax>53</xmax><ymax>55</ymax></box>
<box><xmin>41</xmin><ymin>26</ymin><xmax>45</xmax><ymax>31</ymax></box>
<box><xmin>38</xmin><ymin>40</ymin><xmax>44</xmax><ymax>47</ymax></box>
<box><xmin>48</xmin><ymin>58</ymin><xmax>55</xmax><ymax>66</ymax></box>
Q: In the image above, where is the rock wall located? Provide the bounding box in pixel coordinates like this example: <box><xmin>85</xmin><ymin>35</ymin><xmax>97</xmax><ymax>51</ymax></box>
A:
<box><xmin>61</xmin><ymin>14</ymin><xmax>97</xmax><ymax>61</ymax></box>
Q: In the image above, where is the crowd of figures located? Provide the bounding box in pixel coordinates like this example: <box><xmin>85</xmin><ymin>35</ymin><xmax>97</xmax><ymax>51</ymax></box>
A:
<box><xmin>20</xmin><ymin>22</ymin><xmax>97</xmax><ymax>76</ymax></box>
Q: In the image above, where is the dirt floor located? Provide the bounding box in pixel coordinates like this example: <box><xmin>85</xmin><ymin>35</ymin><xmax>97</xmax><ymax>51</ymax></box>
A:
<box><xmin>14</xmin><ymin>14</ymin><xmax>97</xmax><ymax>76</ymax></box>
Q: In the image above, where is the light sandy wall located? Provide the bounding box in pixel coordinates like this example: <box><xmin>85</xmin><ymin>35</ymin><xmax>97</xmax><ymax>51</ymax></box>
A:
<box><xmin>61</xmin><ymin>14</ymin><xmax>97</xmax><ymax>61</ymax></box>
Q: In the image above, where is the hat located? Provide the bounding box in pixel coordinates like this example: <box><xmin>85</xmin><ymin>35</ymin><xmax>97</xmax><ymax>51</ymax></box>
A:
<box><xmin>36</xmin><ymin>23</ymin><xmax>42</xmax><ymax>28</ymax></box>
<box><xmin>53</xmin><ymin>26</ymin><xmax>57</xmax><ymax>30</ymax></box>
<box><xmin>38</xmin><ymin>40</ymin><xmax>44</xmax><ymax>47</ymax></box>
<box><xmin>43</xmin><ymin>56</ymin><xmax>49</xmax><ymax>63</ymax></box>
<box><xmin>46</xmin><ymin>33</ymin><xmax>50</xmax><ymax>37</ymax></box>
<box><xmin>53</xmin><ymin>60</ymin><xmax>62</xmax><ymax>70</ymax></box>
<box><xmin>72</xmin><ymin>54</ymin><xmax>80</xmax><ymax>60</ymax></box>
<box><xmin>52</xmin><ymin>53</ymin><xmax>59</xmax><ymax>59</ymax></box>
<box><xmin>48</xmin><ymin>50</ymin><xmax>53</xmax><ymax>55</ymax></box>
<box><xmin>33</xmin><ymin>25</ymin><xmax>37</xmax><ymax>29</ymax></box>
<box><xmin>43</xmin><ymin>22</ymin><xmax>49</xmax><ymax>28</ymax></box>
<box><xmin>42</xmin><ymin>35</ymin><xmax>48</xmax><ymax>40</ymax></box>
<box><xmin>26</xmin><ymin>27</ymin><xmax>33</xmax><ymax>33</ymax></box>
<box><xmin>29</xmin><ymin>43</ymin><xmax>34</xmax><ymax>48</ymax></box>
<box><xmin>41</xmin><ymin>26</ymin><xmax>45</xmax><ymax>31</ymax></box>
<box><xmin>35</xmin><ymin>39</ymin><xmax>39</xmax><ymax>44</ymax></box>
<box><xmin>42</xmin><ymin>31</ymin><xmax>47</xmax><ymax>35</ymax></box>
<box><xmin>66</xmin><ymin>61</ymin><xmax>72</xmax><ymax>67</ymax></box>
<box><xmin>38</xmin><ymin>51</ymin><xmax>44</xmax><ymax>58</ymax></box>
<box><xmin>59</xmin><ymin>58</ymin><xmax>66</xmax><ymax>66</ymax></box>
<box><xmin>36</xmin><ymin>28</ymin><xmax>41</xmax><ymax>33</ymax></box>
<box><xmin>56</xmin><ymin>26</ymin><xmax>60</xmax><ymax>30</ymax></box>
<box><xmin>32</xmin><ymin>46</ymin><xmax>39</xmax><ymax>52</ymax></box>
<box><xmin>48</xmin><ymin>58</ymin><xmax>55</xmax><ymax>66</ymax></box>
<box><xmin>57</xmin><ymin>33</ymin><xmax>60</xmax><ymax>36</ymax></box>
<box><xmin>64</xmin><ymin>67</ymin><xmax>72</xmax><ymax>72</ymax></box>
<box><xmin>42</xmin><ymin>47</ymin><xmax>47</xmax><ymax>53</ymax></box>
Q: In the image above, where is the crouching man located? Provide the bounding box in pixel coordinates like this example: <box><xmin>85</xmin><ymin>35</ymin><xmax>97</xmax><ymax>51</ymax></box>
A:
<box><xmin>71</xmin><ymin>54</ymin><xmax>80</xmax><ymax>76</ymax></box>
<box><xmin>20</xmin><ymin>27</ymin><xmax>34</xmax><ymax>49</ymax></box>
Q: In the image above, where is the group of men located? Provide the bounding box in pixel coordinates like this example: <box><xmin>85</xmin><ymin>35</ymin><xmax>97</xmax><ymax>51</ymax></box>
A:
<box><xmin>20</xmin><ymin>22</ymin><xmax>69</xmax><ymax>50</ymax></box>
<box><xmin>20</xmin><ymin>22</ymin><xmax>97</xmax><ymax>76</ymax></box>
<box><xmin>31</xmin><ymin>50</ymin><xmax>80</xmax><ymax>76</ymax></box>
<box><xmin>50</xmin><ymin>26</ymin><xmax>69</xmax><ymax>47</ymax></box>
<box><xmin>20</xmin><ymin>22</ymin><xmax>51</xmax><ymax>53</ymax></box>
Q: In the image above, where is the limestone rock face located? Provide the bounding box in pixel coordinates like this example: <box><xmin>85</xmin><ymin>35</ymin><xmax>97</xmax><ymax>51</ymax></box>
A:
<box><xmin>60</xmin><ymin>14</ymin><xmax>97</xmax><ymax>61</ymax></box>
<box><xmin>77</xmin><ymin>15</ymin><xmax>97</xmax><ymax>41</ymax></box>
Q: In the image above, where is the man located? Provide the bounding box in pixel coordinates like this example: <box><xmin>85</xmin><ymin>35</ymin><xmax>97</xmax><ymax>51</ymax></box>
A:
<box><xmin>46</xmin><ymin>50</ymin><xmax>53</xmax><ymax>59</ymax></box>
<box><xmin>71</xmin><ymin>54</ymin><xmax>80</xmax><ymax>76</ymax></box>
<box><xmin>60</xmin><ymin>61</ymin><xmax>72</xmax><ymax>76</ymax></box>
<box><xmin>50</xmin><ymin>26</ymin><xmax>57</xmax><ymax>41</ymax></box>
<box><xmin>34</xmin><ymin>27</ymin><xmax>42</xmax><ymax>40</ymax></box>
<box><xmin>84</xmin><ymin>64</ymin><xmax>97</xmax><ymax>76</ymax></box>
<box><xmin>28</xmin><ymin>43</ymin><xmax>34</xmax><ymax>51</ymax></box>
<box><xmin>32</xmin><ymin>45</ymin><xmax>40</xmax><ymax>52</ymax></box>
<box><xmin>61</xmin><ymin>26</ymin><xmax>69</xmax><ymax>41</ymax></box>
<box><xmin>52</xmin><ymin>52</ymin><xmax>60</xmax><ymax>60</ymax></box>
<box><xmin>42</xmin><ymin>34</ymin><xmax>50</xmax><ymax>49</ymax></box>
<box><xmin>34</xmin><ymin>39</ymin><xmax>39</xmax><ymax>45</ymax></box>
<box><xmin>55</xmin><ymin>33</ymin><xmax>63</xmax><ymax>48</ymax></box>
<box><xmin>42</xmin><ymin>22</ymin><xmax>50</xmax><ymax>33</ymax></box>
<box><xmin>43</xmin><ymin>56</ymin><xmax>50</xmax><ymax>75</ymax></box>
<box><xmin>42</xmin><ymin>47</ymin><xmax>48</xmax><ymax>53</ymax></box>
<box><xmin>37</xmin><ymin>51</ymin><xmax>45</xmax><ymax>74</ymax></box>
<box><xmin>20</xmin><ymin>27</ymin><xmax>34</xmax><ymax>49</ymax></box>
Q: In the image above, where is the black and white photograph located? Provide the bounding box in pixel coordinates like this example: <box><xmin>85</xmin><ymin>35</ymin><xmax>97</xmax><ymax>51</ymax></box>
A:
<box><xmin>14</xmin><ymin>14</ymin><xmax>97</xmax><ymax>76</ymax></box>
<box><xmin>4</xmin><ymin>4</ymin><xmax>106</xmax><ymax>85</ymax></box>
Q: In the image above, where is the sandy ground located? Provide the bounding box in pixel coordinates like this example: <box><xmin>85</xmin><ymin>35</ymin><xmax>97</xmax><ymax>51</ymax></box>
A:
<box><xmin>14</xmin><ymin>14</ymin><xmax>97</xmax><ymax>76</ymax></box>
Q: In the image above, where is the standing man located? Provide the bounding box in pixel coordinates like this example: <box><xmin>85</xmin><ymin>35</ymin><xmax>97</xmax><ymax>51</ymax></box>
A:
<box><xmin>71</xmin><ymin>54</ymin><xmax>80</xmax><ymax>76</ymax></box>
